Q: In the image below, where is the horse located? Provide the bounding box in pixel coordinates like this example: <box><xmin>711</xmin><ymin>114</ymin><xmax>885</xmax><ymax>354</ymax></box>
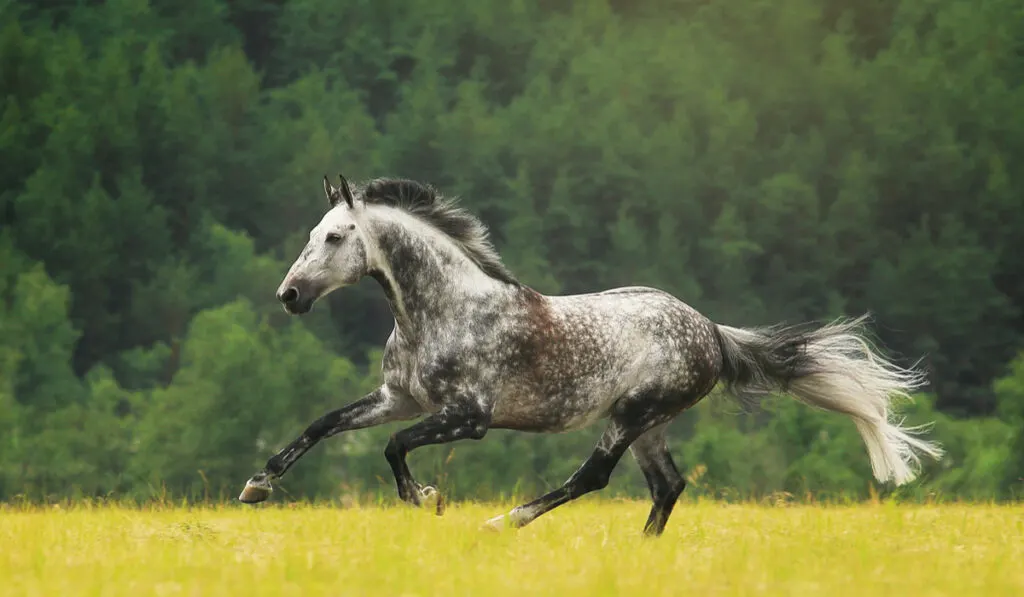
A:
<box><xmin>238</xmin><ymin>174</ymin><xmax>943</xmax><ymax>536</ymax></box>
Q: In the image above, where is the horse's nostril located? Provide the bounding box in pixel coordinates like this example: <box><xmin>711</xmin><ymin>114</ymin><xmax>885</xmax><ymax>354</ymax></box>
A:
<box><xmin>280</xmin><ymin>287</ymin><xmax>299</xmax><ymax>304</ymax></box>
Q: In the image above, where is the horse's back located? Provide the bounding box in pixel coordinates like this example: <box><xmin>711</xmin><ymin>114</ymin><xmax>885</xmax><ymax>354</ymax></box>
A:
<box><xmin>553</xmin><ymin>285</ymin><xmax>720</xmax><ymax>382</ymax></box>
<box><xmin>550</xmin><ymin>285</ymin><xmax>715</xmax><ymax>343</ymax></box>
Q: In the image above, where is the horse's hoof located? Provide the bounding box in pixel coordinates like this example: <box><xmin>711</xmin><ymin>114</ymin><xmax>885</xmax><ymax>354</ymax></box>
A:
<box><xmin>418</xmin><ymin>485</ymin><xmax>445</xmax><ymax>516</ymax></box>
<box><xmin>482</xmin><ymin>514</ymin><xmax>507</xmax><ymax>532</ymax></box>
<box><xmin>238</xmin><ymin>478</ymin><xmax>272</xmax><ymax>504</ymax></box>
<box><xmin>482</xmin><ymin>506</ymin><xmax>533</xmax><ymax>531</ymax></box>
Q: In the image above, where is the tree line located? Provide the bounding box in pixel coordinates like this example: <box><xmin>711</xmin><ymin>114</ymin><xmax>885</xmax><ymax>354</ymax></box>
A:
<box><xmin>1</xmin><ymin>0</ymin><xmax>1022</xmax><ymax>502</ymax></box>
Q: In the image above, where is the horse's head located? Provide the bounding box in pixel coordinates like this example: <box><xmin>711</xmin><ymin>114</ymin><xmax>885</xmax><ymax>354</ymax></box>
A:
<box><xmin>276</xmin><ymin>175</ymin><xmax>372</xmax><ymax>314</ymax></box>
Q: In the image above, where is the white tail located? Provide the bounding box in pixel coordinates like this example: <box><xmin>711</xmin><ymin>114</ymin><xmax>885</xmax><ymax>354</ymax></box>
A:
<box><xmin>715</xmin><ymin>315</ymin><xmax>944</xmax><ymax>485</ymax></box>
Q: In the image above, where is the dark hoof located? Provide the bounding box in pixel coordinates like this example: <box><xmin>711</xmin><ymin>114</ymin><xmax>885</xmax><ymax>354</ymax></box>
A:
<box><xmin>238</xmin><ymin>478</ymin><xmax>273</xmax><ymax>504</ymax></box>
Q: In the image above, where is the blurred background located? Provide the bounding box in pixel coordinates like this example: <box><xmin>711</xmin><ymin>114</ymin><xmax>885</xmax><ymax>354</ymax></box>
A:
<box><xmin>1</xmin><ymin>0</ymin><xmax>1022</xmax><ymax>504</ymax></box>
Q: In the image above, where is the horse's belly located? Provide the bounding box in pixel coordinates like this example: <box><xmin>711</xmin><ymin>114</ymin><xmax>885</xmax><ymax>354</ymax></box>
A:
<box><xmin>489</xmin><ymin>387</ymin><xmax>615</xmax><ymax>433</ymax></box>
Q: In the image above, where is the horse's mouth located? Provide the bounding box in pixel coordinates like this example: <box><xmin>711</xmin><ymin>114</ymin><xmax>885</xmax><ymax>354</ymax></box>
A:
<box><xmin>283</xmin><ymin>300</ymin><xmax>314</xmax><ymax>315</ymax></box>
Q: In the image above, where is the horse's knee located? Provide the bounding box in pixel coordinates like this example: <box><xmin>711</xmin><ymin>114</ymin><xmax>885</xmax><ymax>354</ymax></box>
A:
<box><xmin>570</xmin><ymin>464</ymin><xmax>614</xmax><ymax>494</ymax></box>
<box><xmin>466</xmin><ymin>421</ymin><xmax>489</xmax><ymax>440</ymax></box>
<box><xmin>592</xmin><ymin>470</ymin><xmax>612</xmax><ymax>492</ymax></box>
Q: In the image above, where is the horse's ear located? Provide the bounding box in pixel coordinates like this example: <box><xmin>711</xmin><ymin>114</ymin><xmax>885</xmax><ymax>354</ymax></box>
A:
<box><xmin>338</xmin><ymin>174</ymin><xmax>355</xmax><ymax>208</ymax></box>
<box><xmin>323</xmin><ymin>175</ymin><xmax>339</xmax><ymax>206</ymax></box>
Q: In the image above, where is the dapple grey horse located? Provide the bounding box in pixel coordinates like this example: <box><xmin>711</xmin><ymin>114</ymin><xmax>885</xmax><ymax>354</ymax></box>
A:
<box><xmin>239</xmin><ymin>175</ymin><xmax>942</xmax><ymax>536</ymax></box>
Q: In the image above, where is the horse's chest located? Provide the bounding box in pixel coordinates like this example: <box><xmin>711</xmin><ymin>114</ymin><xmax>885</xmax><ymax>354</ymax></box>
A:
<box><xmin>382</xmin><ymin>337</ymin><xmax>440</xmax><ymax>412</ymax></box>
<box><xmin>404</xmin><ymin>348</ymin><xmax>501</xmax><ymax>412</ymax></box>
<box><xmin>390</xmin><ymin>355</ymin><xmax>459</xmax><ymax>413</ymax></box>
<box><xmin>406</xmin><ymin>366</ymin><xmax>441</xmax><ymax>411</ymax></box>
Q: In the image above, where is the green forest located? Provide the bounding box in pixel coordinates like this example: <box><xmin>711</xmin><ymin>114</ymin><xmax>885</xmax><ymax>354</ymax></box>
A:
<box><xmin>1</xmin><ymin>0</ymin><xmax>1022</xmax><ymax>504</ymax></box>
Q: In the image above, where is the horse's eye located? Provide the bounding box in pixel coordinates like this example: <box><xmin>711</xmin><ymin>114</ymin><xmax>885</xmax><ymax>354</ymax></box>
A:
<box><xmin>325</xmin><ymin>232</ymin><xmax>342</xmax><ymax>244</ymax></box>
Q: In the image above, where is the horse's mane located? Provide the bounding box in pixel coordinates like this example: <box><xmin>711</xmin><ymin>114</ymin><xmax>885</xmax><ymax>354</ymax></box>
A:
<box><xmin>360</xmin><ymin>178</ymin><xmax>519</xmax><ymax>286</ymax></box>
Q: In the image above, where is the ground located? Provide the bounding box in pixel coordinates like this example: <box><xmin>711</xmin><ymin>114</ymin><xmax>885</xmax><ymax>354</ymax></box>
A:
<box><xmin>1</xmin><ymin>500</ymin><xmax>1020</xmax><ymax>596</ymax></box>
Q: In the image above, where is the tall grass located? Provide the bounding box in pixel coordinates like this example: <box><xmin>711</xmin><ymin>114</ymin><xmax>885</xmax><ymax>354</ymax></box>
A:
<box><xmin>1</xmin><ymin>500</ymin><xmax>1020</xmax><ymax>596</ymax></box>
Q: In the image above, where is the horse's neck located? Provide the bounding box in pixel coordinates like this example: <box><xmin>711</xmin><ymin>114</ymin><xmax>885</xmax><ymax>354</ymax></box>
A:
<box><xmin>368</xmin><ymin>212</ymin><xmax>507</xmax><ymax>338</ymax></box>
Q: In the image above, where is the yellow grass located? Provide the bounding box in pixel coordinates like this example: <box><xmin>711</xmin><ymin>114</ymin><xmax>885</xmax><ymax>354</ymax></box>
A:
<box><xmin>1</xmin><ymin>500</ymin><xmax>1021</xmax><ymax>596</ymax></box>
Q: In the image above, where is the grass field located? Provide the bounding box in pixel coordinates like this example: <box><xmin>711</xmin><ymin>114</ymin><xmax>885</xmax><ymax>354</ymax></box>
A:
<box><xmin>1</xmin><ymin>500</ymin><xmax>1021</xmax><ymax>596</ymax></box>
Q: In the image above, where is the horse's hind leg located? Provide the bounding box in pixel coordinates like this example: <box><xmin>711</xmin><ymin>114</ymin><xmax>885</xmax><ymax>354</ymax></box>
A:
<box><xmin>483</xmin><ymin>418</ymin><xmax>643</xmax><ymax>531</ymax></box>
<box><xmin>630</xmin><ymin>424</ymin><xmax>686</xmax><ymax>537</ymax></box>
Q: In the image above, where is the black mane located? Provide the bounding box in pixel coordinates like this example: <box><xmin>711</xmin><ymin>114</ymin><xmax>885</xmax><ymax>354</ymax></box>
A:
<box><xmin>360</xmin><ymin>178</ymin><xmax>519</xmax><ymax>286</ymax></box>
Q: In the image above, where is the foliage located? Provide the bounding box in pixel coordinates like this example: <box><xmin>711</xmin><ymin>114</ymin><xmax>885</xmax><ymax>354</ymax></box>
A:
<box><xmin>1</xmin><ymin>0</ymin><xmax>1022</xmax><ymax>502</ymax></box>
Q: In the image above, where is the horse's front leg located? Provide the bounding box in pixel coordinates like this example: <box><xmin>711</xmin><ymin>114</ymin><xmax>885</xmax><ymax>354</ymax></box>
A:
<box><xmin>239</xmin><ymin>385</ymin><xmax>421</xmax><ymax>504</ymax></box>
<box><xmin>383</xmin><ymin>395</ymin><xmax>490</xmax><ymax>512</ymax></box>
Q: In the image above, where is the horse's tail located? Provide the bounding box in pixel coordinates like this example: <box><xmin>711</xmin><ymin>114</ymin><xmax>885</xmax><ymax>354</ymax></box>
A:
<box><xmin>713</xmin><ymin>314</ymin><xmax>943</xmax><ymax>485</ymax></box>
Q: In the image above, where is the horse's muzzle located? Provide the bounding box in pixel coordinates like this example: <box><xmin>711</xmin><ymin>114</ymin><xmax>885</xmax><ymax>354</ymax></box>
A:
<box><xmin>277</xmin><ymin>284</ymin><xmax>315</xmax><ymax>314</ymax></box>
